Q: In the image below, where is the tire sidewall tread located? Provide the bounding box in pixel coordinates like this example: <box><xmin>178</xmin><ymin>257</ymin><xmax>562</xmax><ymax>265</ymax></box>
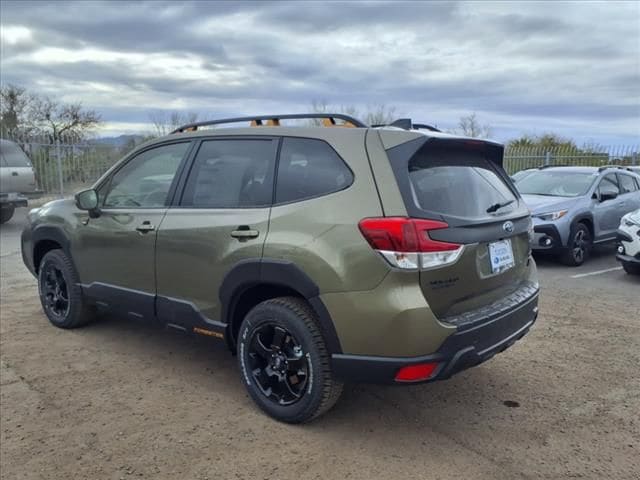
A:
<box><xmin>237</xmin><ymin>296</ymin><xmax>342</xmax><ymax>423</ymax></box>
<box><xmin>38</xmin><ymin>249</ymin><xmax>93</xmax><ymax>329</ymax></box>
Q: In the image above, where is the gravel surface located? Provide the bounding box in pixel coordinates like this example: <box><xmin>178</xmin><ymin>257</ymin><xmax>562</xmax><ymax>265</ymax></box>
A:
<box><xmin>1</xmin><ymin>208</ymin><xmax>639</xmax><ymax>480</ymax></box>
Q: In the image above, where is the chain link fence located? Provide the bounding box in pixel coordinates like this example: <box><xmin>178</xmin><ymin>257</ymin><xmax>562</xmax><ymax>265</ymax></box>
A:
<box><xmin>2</xmin><ymin>132</ymin><xmax>139</xmax><ymax>204</ymax></box>
<box><xmin>1</xmin><ymin>132</ymin><xmax>639</xmax><ymax>205</ymax></box>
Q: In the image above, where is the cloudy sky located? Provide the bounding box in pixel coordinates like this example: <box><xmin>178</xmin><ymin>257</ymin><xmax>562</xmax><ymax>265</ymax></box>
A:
<box><xmin>1</xmin><ymin>0</ymin><xmax>639</xmax><ymax>144</ymax></box>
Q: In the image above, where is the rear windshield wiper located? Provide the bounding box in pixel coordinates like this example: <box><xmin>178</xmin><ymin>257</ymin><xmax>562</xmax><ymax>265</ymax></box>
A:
<box><xmin>486</xmin><ymin>199</ymin><xmax>515</xmax><ymax>213</ymax></box>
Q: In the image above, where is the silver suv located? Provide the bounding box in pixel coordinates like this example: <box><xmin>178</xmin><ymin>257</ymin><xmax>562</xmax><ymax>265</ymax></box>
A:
<box><xmin>516</xmin><ymin>166</ymin><xmax>640</xmax><ymax>265</ymax></box>
<box><xmin>0</xmin><ymin>139</ymin><xmax>38</xmax><ymax>224</ymax></box>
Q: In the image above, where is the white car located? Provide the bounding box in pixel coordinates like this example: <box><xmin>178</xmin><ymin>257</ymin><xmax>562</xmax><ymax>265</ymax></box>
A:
<box><xmin>616</xmin><ymin>209</ymin><xmax>640</xmax><ymax>275</ymax></box>
<box><xmin>0</xmin><ymin>139</ymin><xmax>38</xmax><ymax>224</ymax></box>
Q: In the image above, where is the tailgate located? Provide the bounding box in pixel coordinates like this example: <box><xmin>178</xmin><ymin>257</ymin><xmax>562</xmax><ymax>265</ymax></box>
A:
<box><xmin>384</xmin><ymin>136</ymin><xmax>535</xmax><ymax>318</ymax></box>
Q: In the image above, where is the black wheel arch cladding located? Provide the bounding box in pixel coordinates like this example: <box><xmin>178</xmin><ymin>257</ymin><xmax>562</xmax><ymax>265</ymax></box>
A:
<box><xmin>220</xmin><ymin>258</ymin><xmax>343</xmax><ymax>355</ymax></box>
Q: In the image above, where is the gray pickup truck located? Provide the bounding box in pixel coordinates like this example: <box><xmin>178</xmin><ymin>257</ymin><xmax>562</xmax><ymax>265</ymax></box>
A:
<box><xmin>1</xmin><ymin>139</ymin><xmax>39</xmax><ymax>224</ymax></box>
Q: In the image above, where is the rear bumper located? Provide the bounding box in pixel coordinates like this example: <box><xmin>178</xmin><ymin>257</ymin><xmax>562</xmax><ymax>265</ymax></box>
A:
<box><xmin>0</xmin><ymin>193</ymin><xmax>28</xmax><ymax>208</ymax></box>
<box><xmin>332</xmin><ymin>290</ymin><xmax>539</xmax><ymax>384</ymax></box>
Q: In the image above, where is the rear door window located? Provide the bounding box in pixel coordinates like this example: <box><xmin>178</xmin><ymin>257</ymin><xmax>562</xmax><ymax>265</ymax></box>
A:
<box><xmin>275</xmin><ymin>137</ymin><xmax>353</xmax><ymax>204</ymax></box>
<box><xmin>404</xmin><ymin>147</ymin><xmax>516</xmax><ymax>219</ymax></box>
<box><xmin>181</xmin><ymin>139</ymin><xmax>277</xmax><ymax>208</ymax></box>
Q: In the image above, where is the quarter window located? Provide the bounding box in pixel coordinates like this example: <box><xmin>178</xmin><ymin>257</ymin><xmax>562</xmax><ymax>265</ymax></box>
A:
<box><xmin>275</xmin><ymin>138</ymin><xmax>353</xmax><ymax>204</ymax></box>
<box><xmin>181</xmin><ymin>139</ymin><xmax>276</xmax><ymax>208</ymax></box>
<box><xmin>103</xmin><ymin>142</ymin><xmax>190</xmax><ymax>208</ymax></box>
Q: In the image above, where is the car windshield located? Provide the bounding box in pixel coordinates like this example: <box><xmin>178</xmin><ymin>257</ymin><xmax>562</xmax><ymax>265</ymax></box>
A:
<box><xmin>517</xmin><ymin>171</ymin><xmax>596</xmax><ymax>197</ymax></box>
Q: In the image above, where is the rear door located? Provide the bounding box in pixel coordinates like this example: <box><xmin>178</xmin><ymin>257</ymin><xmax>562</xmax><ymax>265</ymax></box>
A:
<box><xmin>0</xmin><ymin>140</ymin><xmax>37</xmax><ymax>194</ymax></box>
<box><xmin>155</xmin><ymin>137</ymin><xmax>278</xmax><ymax>331</ymax></box>
<box><xmin>384</xmin><ymin>137</ymin><xmax>533</xmax><ymax>318</ymax></box>
<box><xmin>617</xmin><ymin>172</ymin><xmax>640</xmax><ymax>212</ymax></box>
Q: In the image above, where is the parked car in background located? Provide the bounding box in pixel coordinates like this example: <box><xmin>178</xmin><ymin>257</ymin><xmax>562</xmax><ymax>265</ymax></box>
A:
<box><xmin>21</xmin><ymin>113</ymin><xmax>539</xmax><ymax>423</ymax></box>
<box><xmin>516</xmin><ymin>166</ymin><xmax>640</xmax><ymax>266</ymax></box>
<box><xmin>1</xmin><ymin>139</ymin><xmax>39</xmax><ymax>224</ymax></box>
<box><xmin>510</xmin><ymin>168</ymin><xmax>537</xmax><ymax>183</ymax></box>
<box><xmin>616</xmin><ymin>209</ymin><xmax>640</xmax><ymax>275</ymax></box>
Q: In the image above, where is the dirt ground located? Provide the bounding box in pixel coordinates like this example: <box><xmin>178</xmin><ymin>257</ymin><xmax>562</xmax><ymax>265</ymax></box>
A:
<box><xmin>1</xmin><ymin>208</ymin><xmax>639</xmax><ymax>480</ymax></box>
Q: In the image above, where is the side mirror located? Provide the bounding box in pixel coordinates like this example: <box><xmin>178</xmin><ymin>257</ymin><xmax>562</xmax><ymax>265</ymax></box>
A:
<box><xmin>75</xmin><ymin>189</ymin><xmax>100</xmax><ymax>217</ymax></box>
<box><xmin>599</xmin><ymin>190</ymin><xmax>618</xmax><ymax>202</ymax></box>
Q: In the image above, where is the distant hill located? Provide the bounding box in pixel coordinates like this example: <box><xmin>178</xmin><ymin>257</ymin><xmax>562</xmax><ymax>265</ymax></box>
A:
<box><xmin>93</xmin><ymin>134</ymin><xmax>146</xmax><ymax>147</ymax></box>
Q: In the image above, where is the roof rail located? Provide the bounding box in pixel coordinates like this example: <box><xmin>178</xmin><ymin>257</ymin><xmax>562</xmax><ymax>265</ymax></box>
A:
<box><xmin>371</xmin><ymin>118</ymin><xmax>441</xmax><ymax>132</ymax></box>
<box><xmin>598</xmin><ymin>165</ymin><xmax>626</xmax><ymax>172</ymax></box>
<box><xmin>171</xmin><ymin>113</ymin><xmax>367</xmax><ymax>134</ymax></box>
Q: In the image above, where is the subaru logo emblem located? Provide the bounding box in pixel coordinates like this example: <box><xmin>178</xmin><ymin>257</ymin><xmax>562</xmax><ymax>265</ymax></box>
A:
<box><xmin>503</xmin><ymin>221</ymin><xmax>514</xmax><ymax>233</ymax></box>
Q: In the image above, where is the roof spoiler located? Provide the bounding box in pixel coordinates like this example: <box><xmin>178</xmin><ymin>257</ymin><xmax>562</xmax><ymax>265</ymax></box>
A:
<box><xmin>372</xmin><ymin>118</ymin><xmax>441</xmax><ymax>132</ymax></box>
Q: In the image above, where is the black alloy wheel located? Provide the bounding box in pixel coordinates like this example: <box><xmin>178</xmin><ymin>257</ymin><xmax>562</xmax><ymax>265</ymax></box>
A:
<box><xmin>40</xmin><ymin>263</ymin><xmax>71</xmax><ymax>319</ymax></box>
<box><xmin>246</xmin><ymin>323</ymin><xmax>309</xmax><ymax>406</ymax></box>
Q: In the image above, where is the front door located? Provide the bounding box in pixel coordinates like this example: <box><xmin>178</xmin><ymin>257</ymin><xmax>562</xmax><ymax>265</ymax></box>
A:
<box><xmin>155</xmin><ymin>137</ymin><xmax>278</xmax><ymax>332</ymax></box>
<box><xmin>74</xmin><ymin>141</ymin><xmax>192</xmax><ymax>320</ymax></box>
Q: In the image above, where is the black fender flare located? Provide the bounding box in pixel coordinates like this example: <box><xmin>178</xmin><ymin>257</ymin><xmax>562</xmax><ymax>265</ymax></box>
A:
<box><xmin>570</xmin><ymin>212</ymin><xmax>595</xmax><ymax>241</ymax></box>
<box><xmin>219</xmin><ymin>258</ymin><xmax>343</xmax><ymax>355</ymax></box>
<box><xmin>31</xmin><ymin>225</ymin><xmax>74</xmax><ymax>271</ymax></box>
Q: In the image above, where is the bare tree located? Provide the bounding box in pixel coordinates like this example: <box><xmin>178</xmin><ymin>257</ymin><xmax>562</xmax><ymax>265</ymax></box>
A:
<box><xmin>149</xmin><ymin>111</ymin><xmax>199</xmax><ymax>136</ymax></box>
<box><xmin>0</xmin><ymin>84</ymin><xmax>37</xmax><ymax>137</ymax></box>
<box><xmin>31</xmin><ymin>96</ymin><xmax>101</xmax><ymax>143</ymax></box>
<box><xmin>456</xmin><ymin>113</ymin><xmax>493</xmax><ymax>138</ymax></box>
<box><xmin>2</xmin><ymin>85</ymin><xmax>101</xmax><ymax>142</ymax></box>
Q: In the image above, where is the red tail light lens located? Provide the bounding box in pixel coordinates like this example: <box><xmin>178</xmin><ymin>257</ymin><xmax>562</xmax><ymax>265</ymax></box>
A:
<box><xmin>358</xmin><ymin>217</ymin><xmax>459</xmax><ymax>253</ymax></box>
<box><xmin>358</xmin><ymin>217</ymin><xmax>462</xmax><ymax>270</ymax></box>
<box><xmin>395</xmin><ymin>362</ymin><xmax>439</xmax><ymax>382</ymax></box>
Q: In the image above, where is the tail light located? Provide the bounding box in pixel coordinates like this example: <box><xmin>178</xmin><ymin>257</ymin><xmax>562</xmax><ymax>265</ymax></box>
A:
<box><xmin>358</xmin><ymin>217</ymin><xmax>463</xmax><ymax>270</ymax></box>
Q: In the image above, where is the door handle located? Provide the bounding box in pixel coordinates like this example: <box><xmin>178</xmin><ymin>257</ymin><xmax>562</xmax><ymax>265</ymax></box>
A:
<box><xmin>231</xmin><ymin>227</ymin><xmax>259</xmax><ymax>239</ymax></box>
<box><xmin>11</xmin><ymin>171</ymin><xmax>18</xmax><ymax>176</ymax></box>
<box><xmin>136</xmin><ymin>221</ymin><xmax>155</xmax><ymax>233</ymax></box>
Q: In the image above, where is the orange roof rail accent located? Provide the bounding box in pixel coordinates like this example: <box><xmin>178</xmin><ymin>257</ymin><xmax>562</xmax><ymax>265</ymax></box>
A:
<box><xmin>323</xmin><ymin>117</ymin><xmax>356</xmax><ymax>128</ymax></box>
<box><xmin>266</xmin><ymin>118</ymin><xmax>280</xmax><ymax>126</ymax></box>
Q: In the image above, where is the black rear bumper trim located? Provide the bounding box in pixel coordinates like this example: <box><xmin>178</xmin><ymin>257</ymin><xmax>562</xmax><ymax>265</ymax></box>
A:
<box><xmin>332</xmin><ymin>292</ymin><xmax>539</xmax><ymax>384</ymax></box>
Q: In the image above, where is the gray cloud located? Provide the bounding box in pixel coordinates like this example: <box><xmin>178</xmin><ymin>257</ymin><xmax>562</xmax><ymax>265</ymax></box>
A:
<box><xmin>1</xmin><ymin>0</ymin><xmax>638</xmax><ymax>143</ymax></box>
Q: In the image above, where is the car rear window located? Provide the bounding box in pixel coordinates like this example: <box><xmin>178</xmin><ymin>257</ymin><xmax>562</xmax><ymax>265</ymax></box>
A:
<box><xmin>405</xmin><ymin>147</ymin><xmax>516</xmax><ymax>219</ymax></box>
<box><xmin>1</xmin><ymin>142</ymin><xmax>32</xmax><ymax>167</ymax></box>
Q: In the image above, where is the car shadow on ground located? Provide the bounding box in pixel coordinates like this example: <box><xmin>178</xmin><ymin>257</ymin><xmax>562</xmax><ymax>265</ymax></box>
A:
<box><xmin>86</xmin><ymin>312</ymin><xmax>532</xmax><ymax>435</ymax></box>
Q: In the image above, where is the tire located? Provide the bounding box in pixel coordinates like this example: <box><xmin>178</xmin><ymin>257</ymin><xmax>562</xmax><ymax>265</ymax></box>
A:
<box><xmin>561</xmin><ymin>223</ymin><xmax>592</xmax><ymax>266</ymax></box>
<box><xmin>622</xmin><ymin>261</ymin><xmax>640</xmax><ymax>275</ymax></box>
<box><xmin>237</xmin><ymin>296</ymin><xmax>343</xmax><ymax>423</ymax></box>
<box><xmin>0</xmin><ymin>205</ymin><xmax>15</xmax><ymax>224</ymax></box>
<box><xmin>38</xmin><ymin>249</ymin><xmax>95</xmax><ymax>328</ymax></box>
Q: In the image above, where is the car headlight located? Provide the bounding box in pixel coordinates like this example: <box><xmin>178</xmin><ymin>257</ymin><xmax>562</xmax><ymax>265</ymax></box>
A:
<box><xmin>534</xmin><ymin>210</ymin><xmax>568</xmax><ymax>221</ymax></box>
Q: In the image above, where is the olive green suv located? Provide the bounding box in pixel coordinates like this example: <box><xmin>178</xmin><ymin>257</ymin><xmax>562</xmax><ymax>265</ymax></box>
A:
<box><xmin>21</xmin><ymin>114</ymin><xmax>539</xmax><ymax>423</ymax></box>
